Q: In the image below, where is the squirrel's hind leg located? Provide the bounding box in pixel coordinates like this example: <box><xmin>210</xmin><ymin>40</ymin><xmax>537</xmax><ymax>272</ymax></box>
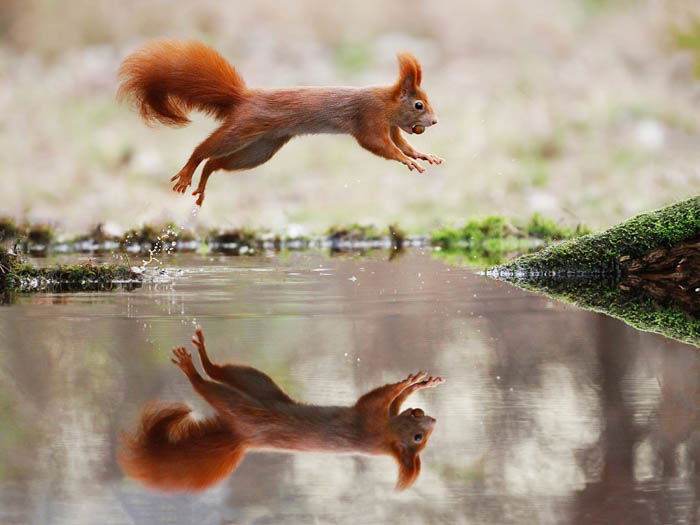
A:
<box><xmin>192</xmin><ymin>158</ymin><xmax>225</xmax><ymax>206</ymax></box>
<box><xmin>172</xmin><ymin>124</ymin><xmax>257</xmax><ymax>195</ymax></box>
<box><xmin>192</xmin><ymin>136</ymin><xmax>292</xmax><ymax>206</ymax></box>
<box><xmin>171</xmin><ymin>346</ymin><xmax>260</xmax><ymax>415</ymax></box>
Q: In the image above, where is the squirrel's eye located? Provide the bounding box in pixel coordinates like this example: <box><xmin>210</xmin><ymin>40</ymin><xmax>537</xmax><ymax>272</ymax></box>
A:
<box><xmin>414</xmin><ymin>100</ymin><xmax>424</xmax><ymax>110</ymax></box>
<box><xmin>411</xmin><ymin>408</ymin><xmax>424</xmax><ymax>418</ymax></box>
<box><xmin>413</xmin><ymin>433</ymin><xmax>423</xmax><ymax>443</ymax></box>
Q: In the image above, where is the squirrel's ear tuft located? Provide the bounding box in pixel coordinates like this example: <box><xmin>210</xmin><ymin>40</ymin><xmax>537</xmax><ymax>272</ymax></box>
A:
<box><xmin>391</xmin><ymin>442</ymin><xmax>422</xmax><ymax>490</ymax></box>
<box><xmin>394</xmin><ymin>52</ymin><xmax>422</xmax><ymax>97</ymax></box>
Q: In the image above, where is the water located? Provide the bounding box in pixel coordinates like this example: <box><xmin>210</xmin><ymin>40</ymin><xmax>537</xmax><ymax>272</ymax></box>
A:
<box><xmin>0</xmin><ymin>250</ymin><xmax>698</xmax><ymax>524</ymax></box>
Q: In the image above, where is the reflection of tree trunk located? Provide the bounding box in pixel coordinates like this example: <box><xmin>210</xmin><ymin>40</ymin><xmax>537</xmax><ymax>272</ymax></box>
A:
<box><xmin>597</xmin><ymin>316</ymin><xmax>638</xmax><ymax>484</ymax></box>
<box><xmin>572</xmin><ymin>315</ymin><xmax>649</xmax><ymax>524</ymax></box>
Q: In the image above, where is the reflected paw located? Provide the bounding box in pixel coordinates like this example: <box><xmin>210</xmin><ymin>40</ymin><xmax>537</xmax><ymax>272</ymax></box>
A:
<box><xmin>420</xmin><ymin>376</ymin><xmax>444</xmax><ymax>388</ymax></box>
<box><xmin>191</xmin><ymin>328</ymin><xmax>205</xmax><ymax>350</ymax></box>
<box><xmin>171</xmin><ymin>346</ymin><xmax>195</xmax><ymax>374</ymax></box>
<box><xmin>403</xmin><ymin>371</ymin><xmax>427</xmax><ymax>385</ymax></box>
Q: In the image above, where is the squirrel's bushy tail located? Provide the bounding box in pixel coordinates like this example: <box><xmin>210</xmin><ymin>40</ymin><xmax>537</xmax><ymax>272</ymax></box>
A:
<box><xmin>118</xmin><ymin>403</ymin><xmax>245</xmax><ymax>491</ymax></box>
<box><xmin>117</xmin><ymin>39</ymin><xmax>247</xmax><ymax>127</ymax></box>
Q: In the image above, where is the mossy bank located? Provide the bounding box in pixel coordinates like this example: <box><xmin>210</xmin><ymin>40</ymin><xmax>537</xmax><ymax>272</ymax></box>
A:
<box><xmin>0</xmin><ymin>248</ymin><xmax>141</xmax><ymax>293</ymax></box>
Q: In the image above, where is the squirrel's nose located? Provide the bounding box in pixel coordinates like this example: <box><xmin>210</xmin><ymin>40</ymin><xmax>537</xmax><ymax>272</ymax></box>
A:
<box><xmin>431</xmin><ymin>118</ymin><xmax>438</xmax><ymax>125</ymax></box>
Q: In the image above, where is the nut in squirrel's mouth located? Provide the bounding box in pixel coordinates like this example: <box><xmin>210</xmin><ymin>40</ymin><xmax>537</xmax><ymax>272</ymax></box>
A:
<box><xmin>402</xmin><ymin>125</ymin><xmax>426</xmax><ymax>134</ymax></box>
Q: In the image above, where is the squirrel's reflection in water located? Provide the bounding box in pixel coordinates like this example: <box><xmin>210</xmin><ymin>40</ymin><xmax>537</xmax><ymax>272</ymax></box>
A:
<box><xmin>119</xmin><ymin>329</ymin><xmax>443</xmax><ymax>491</ymax></box>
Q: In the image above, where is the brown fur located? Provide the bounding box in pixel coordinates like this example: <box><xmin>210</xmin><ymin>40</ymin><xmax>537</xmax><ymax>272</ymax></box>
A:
<box><xmin>119</xmin><ymin>330</ymin><xmax>443</xmax><ymax>491</ymax></box>
<box><xmin>117</xmin><ymin>39</ymin><xmax>443</xmax><ymax>205</ymax></box>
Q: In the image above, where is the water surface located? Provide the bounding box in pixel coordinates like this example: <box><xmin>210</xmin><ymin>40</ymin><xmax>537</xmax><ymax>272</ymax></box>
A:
<box><xmin>1</xmin><ymin>250</ymin><xmax>698</xmax><ymax>524</ymax></box>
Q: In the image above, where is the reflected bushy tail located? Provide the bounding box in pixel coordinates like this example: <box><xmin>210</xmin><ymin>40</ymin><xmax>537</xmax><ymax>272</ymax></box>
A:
<box><xmin>117</xmin><ymin>39</ymin><xmax>247</xmax><ymax>127</ymax></box>
<box><xmin>118</xmin><ymin>403</ymin><xmax>245</xmax><ymax>491</ymax></box>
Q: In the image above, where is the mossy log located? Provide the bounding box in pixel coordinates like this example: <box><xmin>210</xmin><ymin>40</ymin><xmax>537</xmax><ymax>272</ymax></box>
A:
<box><xmin>488</xmin><ymin>197</ymin><xmax>700</xmax><ymax>346</ymax></box>
<box><xmin>491</xmin><ymin>196</ymin><xmax>700</xmax><ymax>276</ymax></box>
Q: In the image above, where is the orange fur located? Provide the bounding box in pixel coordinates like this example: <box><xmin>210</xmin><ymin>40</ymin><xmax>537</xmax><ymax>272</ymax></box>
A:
<box><xmin>118</xmin><ymin>403</ymin><xmax>245</xmax><ymax>491</ymax></box>
<box><xmin>119</xmin><ymin>330</ymin><xmax>443</xmax><ymax>491</ymax></box>
<box><xmin>117</xmin><ymin>40</ymin><xmax>246</xmax><ymax>126</ymax></box>
<box><xmin>117</xmin><ymin>39</ymin><xmax>443</xmax><ymax>205</ymax></box>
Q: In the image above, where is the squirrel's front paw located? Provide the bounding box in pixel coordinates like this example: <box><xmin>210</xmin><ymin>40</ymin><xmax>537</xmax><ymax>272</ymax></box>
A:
<box><xmin>403</xmin><ymin>159</ymin><xmax>425</xmax><ymax>173</ymax></box>
<box><xmin>413</xmin><ymin>152</ymin><xmax>444</xmax><ymax>165</ymax></box>
<box><xmin>171</xmin><ymin>172</ymin><xmax>193</xmax><ymax>194</ymax></box>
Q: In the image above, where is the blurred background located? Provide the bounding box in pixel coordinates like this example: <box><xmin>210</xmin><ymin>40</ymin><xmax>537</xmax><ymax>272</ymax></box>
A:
<box><xmin>0</xmin><ymin>0</ymin><xmax>699</xmax><ymax>235</ymax></box>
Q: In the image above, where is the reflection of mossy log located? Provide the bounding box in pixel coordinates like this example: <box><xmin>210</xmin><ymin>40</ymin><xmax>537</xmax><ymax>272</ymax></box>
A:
<box><xmin>0</xmin><ymin>248</ymin><xmax>141</xmax><ymax>293</ymax></box>
<box><xmin>492</xmin><ymin>196</ymin><xmax>700</xmax><ymax>276</ymax></box>
<box><xmin>510</xmin><ymin>276</ymin><xmax>700</xmax><ymax>347</ymax></box>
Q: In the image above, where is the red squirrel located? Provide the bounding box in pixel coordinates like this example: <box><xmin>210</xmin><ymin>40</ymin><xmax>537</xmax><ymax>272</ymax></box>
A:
<box><xmin>117</xmin><ymin>40</ymin><xmax>443</xmax><ymax>205</ymax></box>
<box><xmin>119</xmin><ymin>329</ymin><xmax>443</xmax><ymax>491</ymax></box>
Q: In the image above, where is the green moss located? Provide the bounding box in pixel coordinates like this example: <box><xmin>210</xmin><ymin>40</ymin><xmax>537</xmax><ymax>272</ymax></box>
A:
<box><xmin>431</xmin><ymin>214</ymin><xmax>589</xmax><ymax>249</ymax></box>
<box><xmin>208</xmin><ymin>228</ymin><xmax>259</xmax><ymax>246</ymax></box>
<box><xmin>207</xmin><ymin>228</ymin><xmax>261</xmax><ymax>254</ymax></box>
<box><xmin>430</xmin><ymin>227</ymin><xmax>463</xmax><ymax>249</ymax></box>
<box><xmin>164</xmin><ymin>222</ymin><xmax>196</xmax><ymax>243</ymax></box>
<box><xmin>0</xmin><ymin>217</ymin><xmax>19</xmax><ymax>241</ymax></box>
<box><xmin>494</xmin><ymin>196</ymin><xmax>700</xmax><ymax>275</ymax></box>
<box><xmin>505</xmin><ymin>277</ymin><xmax>700</xmax><ymax>347</ymax></box>
<box><xmin>72</xmin><ymin>223</ymin><xmax>121</xmax><ymax>244</ymax></box>
<box><xmin>435</xmin><ymin>238</ymin><xmax>541</xmax><ymax>268</ymax></box>
<box><xmin>120</xmin><ymin>223</ymin><xmax>196</xmax><ymax>253</ymax></box>
<box><xmin>525</xmin><ymin>213</ymin><xmax>591</xmax><ymax>240</ymax></box>
<box><xmin>121</xmin><ymin>224</ymin><xmax>162</xmax><ymax>246</ymax></box>
<box><xmin>0</xmin><ymin>247</ymin><xmax>141</xmax><ymax>293</ymax></box>
<box><xmin>25</xmin><ymin>224</ymin><xmax>54</xmax><ymax>245</ymax></box>
<box><xmin>326</xmin><ymin>224</ymin><xmax>384</xmax><ymax>241</ymax></box>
